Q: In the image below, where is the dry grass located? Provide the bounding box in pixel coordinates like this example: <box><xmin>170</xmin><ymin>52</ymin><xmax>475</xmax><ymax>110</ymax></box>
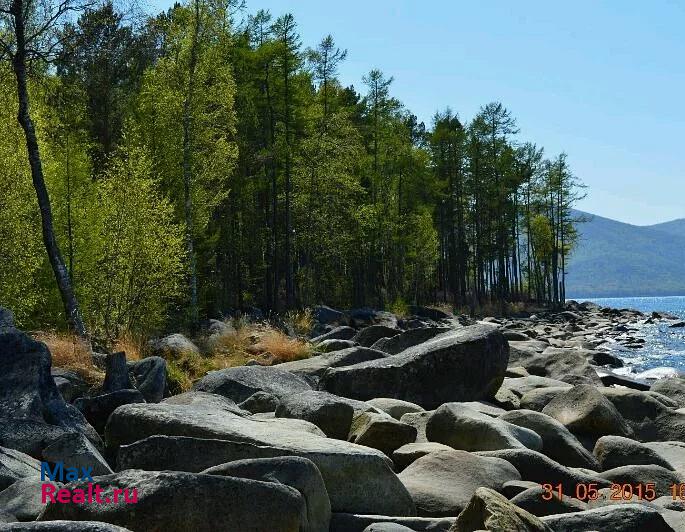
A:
<box><xmin>113</xmin><ymin>332</ymin><xmax>143</xmax><ymax>361</ymax></box>
<box><xmin>284</xmin><ymin>308</ymin><xmax>315</xmax><ymax>336</ymax></box>
<box><xmin>33</xmin><ymin>331</ymin><xmax>105</xmax><ymax>387</ymax></box>
<box><xmin>252</xmin><ymin>327</ymin><xmax>311</xmax><ymax>362</ymax></box>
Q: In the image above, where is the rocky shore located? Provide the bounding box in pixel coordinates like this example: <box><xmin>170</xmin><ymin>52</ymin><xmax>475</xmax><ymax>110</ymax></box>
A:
<box><xmin>1</xmin><ymin>302</ymin><xmax>685</xmax><ymax>531</ymax></box>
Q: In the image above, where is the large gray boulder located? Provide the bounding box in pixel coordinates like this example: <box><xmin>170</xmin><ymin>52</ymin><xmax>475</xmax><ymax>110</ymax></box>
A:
<box><xmin>147</xmin><ymin>333</ymin><xmax>199</xmax><ymax>358</ymax></box>
<box><xmin>392</xmin><ymin>442</ymin><xmax>454</xmax><ymax>471</ymax></box>
<box><xmin>593</xmin><ymin>435</ymin><xmax>675</xmax><ymax>471</ymax></box>
<box><xmin>510</xmin><ymin>346</ymin><xmax>602</xmax><ymax>384</ymax></box>
<box><xmin>644</xmin><ymin>441</ymin><xmax>685</xmax><ymax>476</ymax></box>
<box><xmin>426</xmin><ymin>403</ymin><xmax>542</xmax><ymax>452</ymax></box>
<box><xmin>397</xmin><ymin>449</ymin><xmax>521</xmax><ymax>516</ymax></box>
<box><xmin>650</xmin><ymin>378</ymin><xmax>685</xmax><ymax>407</ymax></box>
<box><xmin>353</xmin><ymin>325</ymin><xmax>401</xmax><ymax>347</ymax></box>
<box><xmin>348</xmin><ymin>412</ymin><xmax>417</xmax><ymax>456</ymax></box>
<box><xmin>452</xmin><ymin>487</ymin><xmax>552</xmax><ymax>531</ymax></box>
<box><xmin>0</xmin><ymin>447</ymin><xmax>40</xmax><ymax>491</ymax></box>
<box><xmin>500</xmin><ymin>409</ymin><xmax>599</xmax><ymax>469</ymax></box>
<box><xmin>370</xmin><ymin>327</ymin><xmax>451</xmax><ymax>355</ymax></box>
<box><xmin>317</xmin><ymin>339</ymin><xmax>357</xmax><ymax>352</ymax></box>
<box><xmin>278</xmin><ymin>347</ymin><xmax>389</xmax><ymax>385</ymax></box>
<box><xmin>128</xmin><ymin>356</ymin><xmax>167</xmax><ymax>403</ymax></box>
<box><xmin>39</xmin><ymin>470</ymin><xmax>306</xmax><ymax>531</ymax></box>
<box><xmin>0</xmin><ymin>523</ymin><xmax>133</xmax><ymax>531</ymax></box>
<box><xmin>193</xmin><ymin>365</ymin><xmax>311</xmax><ymax>403</ymax></box>
<box><xmin>540</xmin><ymin>503</ymin><xmax>673</xmax><ymax>532</ymax></box>
<box><xmin>312</xmin><ymin>326</ymin><xmax>357</xmax><ymax>343</ymax></box>
<box><xmin>598</xmin><ymin>464</ymin><xmax>684</xmax><ymax>497</ymax></box>
<box><xmin>0</xmin><ymin>330</ymin><xmax>102</xmax><ymax>457</ymax></box>
<box><xmin>107</xmin><ymin>397</ymin><xmax>415</xmax><ymax>516</ymax></box>
<box><xmin>203</xmin><ymin>457</ymin><xmax>330</xmax><ymax>532</ymax></box>
<box><xmin>477</xmin><ymin>449</ymin><xmax>610</xmax><ymax>494</ymax></box>
<box><xmin>42</xmin><ymin>433</ymin><xmax>112</xmax><ymax>476</ymax></box>
<box><xmin>276</xmin><ymin>390</ymin><xmax>355</xmax><ymax>439</ymax></box>
<box><xmin>509</xmin><ymin>485</ymin><xmax>588</xmax><ymax>517</ymax></box>
<box><xmin>319</xmin><ymin>325</ymin><xmax>509</xmax><ymax>408</ymax></box>
<box><xmin>102</xmin><ymin>352</ymin><xmax>132</xmax><ymax>393</ymax></box>
<box><xmin>75</xmin><ymin>389</ymin><xmax>146</xmax><ymax>433</ymax></box>
<box><xmin>366</xmin><ymin>398</ymin><xmax>424</xmax><ymax>420</ymax></box>
<box><xmin>0</xmin><ymin>478</ymin><xmax>59</xmax><ymax>522</ymax></box>
<box><xmin>329</xmin><ymin>514</ymin><xmax>454</xmax><ymax>532</ymax></box>
<box><xmin>541</xmin><ymin>384</ymin><xmax>632</xmax><ymax>438</ymax></box>
<box><xmin>498</xmin><ymin>376</ymin><xmax>571</xmax><ymax>399</ymax></box>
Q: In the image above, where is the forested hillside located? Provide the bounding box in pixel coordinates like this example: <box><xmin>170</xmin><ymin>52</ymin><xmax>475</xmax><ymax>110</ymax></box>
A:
<box><xmin>566</xmin><ymin>211</ymin><xmax>685</xmax><ymax>297</ymax></box>
<box><xmin>0</xmin><ymin>0</ymin><xmax>584</xmax><ymax>342</ymax></box>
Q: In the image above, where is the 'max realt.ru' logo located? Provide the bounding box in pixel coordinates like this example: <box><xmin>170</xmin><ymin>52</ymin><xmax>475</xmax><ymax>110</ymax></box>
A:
<box><xmin>41</xmin><ymin>462</ymin><xmax>138</xmax><ymax>504</ymax></box>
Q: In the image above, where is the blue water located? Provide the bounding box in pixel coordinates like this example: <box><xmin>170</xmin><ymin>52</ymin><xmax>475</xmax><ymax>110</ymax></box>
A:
<box><xmin>576</xmin><ymin>296</ymin><xmax>685</xmax><ymax>378</ymax></box>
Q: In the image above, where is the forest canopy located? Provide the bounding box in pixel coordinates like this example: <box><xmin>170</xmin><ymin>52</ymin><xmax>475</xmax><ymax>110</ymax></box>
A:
<box><xmin>0</xmin><ymin>0</ymin><xmax>584</xmax><ymax>341</ymax></box>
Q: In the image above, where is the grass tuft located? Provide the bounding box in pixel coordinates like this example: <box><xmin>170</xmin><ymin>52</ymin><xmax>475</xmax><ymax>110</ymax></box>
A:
<box><xmin>33</xmin><ymin>331</ymin><xmax>104</xmax><ymax>387</ymax></box>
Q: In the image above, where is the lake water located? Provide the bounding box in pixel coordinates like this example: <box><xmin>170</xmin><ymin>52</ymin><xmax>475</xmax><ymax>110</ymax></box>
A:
<box><xmin>572</xmin><ymin>296</ymin><xmax>685</xmax><ymax>378</ymax></box>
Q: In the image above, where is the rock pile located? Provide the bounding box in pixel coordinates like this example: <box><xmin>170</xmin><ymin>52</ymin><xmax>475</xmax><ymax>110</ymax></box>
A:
<box><xmin>0</xmin><ymin>302</ymin><xmax>684</xmax><ymax>531</ymax></box>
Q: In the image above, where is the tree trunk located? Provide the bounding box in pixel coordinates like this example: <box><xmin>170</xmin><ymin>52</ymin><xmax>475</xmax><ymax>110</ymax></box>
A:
<box><xmin>11</xmin><ymin>0</ymin><xmax>87</xmax><ymax>338</ymax></box>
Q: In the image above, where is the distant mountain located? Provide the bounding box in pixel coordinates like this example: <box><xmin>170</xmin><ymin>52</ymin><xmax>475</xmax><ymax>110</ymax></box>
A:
<box><xmin>565</xmin><ymin>210</ymin><xmax>685</xmax><ymax>298</ymax></box>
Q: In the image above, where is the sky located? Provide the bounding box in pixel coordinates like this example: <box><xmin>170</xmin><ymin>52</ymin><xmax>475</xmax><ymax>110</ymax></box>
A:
<box><xmin>146</xmin><ymin>0</ymin><xmax>685</xmax><ymax>226</ymax></box>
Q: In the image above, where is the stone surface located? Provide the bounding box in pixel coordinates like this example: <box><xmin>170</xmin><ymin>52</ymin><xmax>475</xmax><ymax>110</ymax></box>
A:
<box><xmin>650</xmin><ymin>378</ymin><xmax>685</xmax><ymax>407</ymax></box>
<box><xmin>426</xmin><ymin>403</ymin><xmax>542</xmax><ymax>452</ymax></box>
<box><xmin>353</xmin><ymin>326</ymin><xmax>401</xmax><ymax>347</ymax></box>
<box><xmin>349</xmin><ymin>412</ymin><xmax>417</xmax><ymax>456</ymax></box>
<box><xmin>397</xmin><ymin>449</ymin><xmax>521</xmax><ymax>516</ymax></box>
<box><xmin>329</xmin><ymin>514</ymin><xmax>454</xmax><ymax>532</ymax></box>
<box><xmin>510</xmin><ymin>485</ymin><xmax>588</xmax><ymax>517</ymax></box>
<box><xmin>541</xmin><ymin>384</ymin><xmax>632</xmax><ymax>437</ymax></box>
<box><xmin>39</xmin><ymin>470</ymin><xmax>306</xmax><ymax>532</ymax></box>
<box><xmin>370</xmin><ymin>328</ymin><xmax>451</xmax><ymax>355</ymax></box>
<box><xmin>279</xmin><ymin>347</ymin><xmax>389</xmax><ymax>386</ymax></box>
<box><xmin>312</xmin><ymin>326</ymin><xmax>356</xmax><ymax>343</ymax></box>
<box><xmin>317</xmin><ymin>339</ymin><xmax>357</xmax><ymax>352</ymax></box>
<box><xmin>276</xmin><ymin>390</ymin><xmax>354</xmax><ymax>439</ymax></box>
<box><xmin>451</xmin><ymin>487</ymin><xmax>552</xmax><ymax>532</ymax></box>
<box><xmin>193</xmin><ymin>365</ymin><xmax>312</xmax><ymax>403</ymax></box>
<box><xmin>392</xmin><ymin>442</ymin><xmax>454</xmax><ymax>471</ymax></box>
<box><xmin>598</xmin><ymin>464</ymin><xmax>683</xmax><ymax>497</ymax></box>
<box><xmin>102</xmin><ymin>352</ymin><xmax>132</xmax><ymax>393</ymax></box>
<box><xmin>500</xmin><ymin>409</ymin><xmax>599</xmax><ymax>469</ymax></box>
<box><xmin>477</xmin><ymin>449</ymin><xmax>609</xmax><ymax>494</ymax></box>
<box><xmin>320</xmin><ymin>325</ymin><xmax>509</xmax><ymax>408</ymax></box>
<box><xmin>147</xmin><ymin>333</ymin><xmax>199</xmax><ymax>359</ymax></box>
<box><xmin>366</xmin><ymin>398</ymin><xmax>425</xmax><ymax>420</ymax></box>
<box><xmin>540</xmin><ymin>503</ymin><xmax>673</xmax><ymax>532</ymax></box>
<box><xmin>42</xmin><ymin>432</ymin><xmax>112</xmax><ymax>476</ymax></box>
<box><xmin>203</xmin><ymin>456</ymin><xmax>331</xmax><ymax>532</ymax></box>
<box><xmin>75</xmin><ymin>389</ymin><xmax>146</xmax><ymax>433</ymax></box>
<box><xmin>0</xmin><ymin>522</ymin><xmax>134</xmax><ymax>531</ymax></box>
<box><xmin>0</xmin><ymin>478</ymin><xmax>59</xmax><ymax>522</ymax></box>
<box><xmin>128</xmin><ymin>356</ymin><xmax>167</xmax><ymax>403</ymax></box>
<box><xmin>238</xmin><ymin>391</ymin><xmax>281</xmax><ymax>413</ymax></box>
<box><xmin>593</xmin><ymin>435</ymin><xmax>674</xmax><ymax>471</ymax></box>
<box><xmin>0</xmin><ymin>447</ymin><xmax>40</xmax><ymax>491</ymax></box>
<box><xmin>0</xmin><ymin>330</ymin><xmax>102</xmax><ymax>457</ymax></box>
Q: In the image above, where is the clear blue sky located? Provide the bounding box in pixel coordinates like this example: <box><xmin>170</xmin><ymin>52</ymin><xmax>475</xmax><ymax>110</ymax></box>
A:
<box><xmin>146</xmin><ymin>0</ymin><xmax>685</xmax><ymax>225</ymax></box>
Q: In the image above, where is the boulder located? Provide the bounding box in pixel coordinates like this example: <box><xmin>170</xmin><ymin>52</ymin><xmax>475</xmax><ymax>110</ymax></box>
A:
<box><xmin>644</xmin><ymin>441</ymin><xmax>685</xmax><ymax>475</ymax></box>
<box><xmin>0</xmin><ymin>447</ymin><xmax>40</xmax><ymax>491</ymax></box>
<box><xmin>0</xmin><ymin>478</ymin><xmax>59</xmax><ymax>522</ymax></box>
<box><xmin>0</xmin><ymin>329</ymin><xmax>102</xmax><ymax>457</ymax></box>
<box><xmin>279</xmin><ymin>347</ymin><xmax>389</xmax><ymax>385</ymax></box>
<box><xmin>598</xmin><ymin>464</ymin><xmax>684</xmax><ymax>497</ymax></box>
<box><xmin>75</xmin><ymin>389</ymin><xmax>146</xmax><ymax>433</ymax></box>
<box><xmin>203</xmin><ymin>456</ymin><xmax>330</xmax><ymax>532</ymax></box>
<box><xmin>366</xmin><ymin>398</ymin><xmax>424</xmax><ymax>420</ymax></box>
<box><xmin>541</xmin><ymin>385</ymin><xmax>632</xmax><ymax>437</ymax></box>
<box><xmin>499</xmin><ymin>376</ymin><xmax>571</xmax><ymax>399</ymax></box>
<box><xmin>593</xmin><ymin>435</ymin><xmax>674</xmax><ymax>471</ymax></box>
<box><xmin>42</xmin><ymin>433</ymin><xmax>112</xmax><ymax>476</ymax></box>
<box><xmin>238</xmin><ymin>391</ymin><xmax>281</xmax><ymax>413</ymax></box>
<box><xmin>370</xmin><ymin>328</ymin><xmax>451</xmax><ymax>355</ymax></box>
<box><xmin>128</xmin><ymin>357</ymin><xmax>167</xmax><ymax>403</ymax></box>
<box><xmin>452</xmin><ymin>487</ymin><xmax>552</xmax><ymax>531</ymax></box>
<box><xmin>313</xmin><ymin>305</ymin><xmax>345</xmax><ymax>325</ymax></box>
<box><xmin>519</xmin><ymin>387</ymin><xmax>571</xmax><ymax>411</ymax></box>
<box><xmin>392</xmin><ymin>443</ymin><xmax>454</xmax><ymax>471</ymax></box>
<box><xmin>361</xmin><ymin>524</ymin><xmax>414</xmax><ymax>532</ymax></box>
<box><xmin>501</xmin><ymin>480</ymin><xmax>541</xmax><ymax>498</ymax></box>
<box><xmin>353</xmin><ymin>326</ymin><xmax>401</xmax><ymax>347</ymax></box>
<box><xmin>0</xmin><ymin>307</ymin><xmax>14</xmax><ymax>330</ymax></box>
<box><xmin>349</xmin><ymin>412</ymin><xmax>417</xmax><ymax>456</ymax></box>
<box><xmin>102</xmin><ymin>352</ymin><xmax>132</xmax><ymax>393</ymax></box>
<box><xmin>276</xmin><ymin>390</ymin><xmax>354</xmax><ymax>439</ymax></box>
<box><xmin>147</xmin><ymin>333</ymin><xmax>199</xmax><ymax>359</ymax></box>
<box><xmin>0</xmin><ymin>522</ymin><xmax>134</xmax><ymax>531</ymax></box>
<box><xmin>312</xmin><ymin>326</ymin><xmax>356</xmax><ymax>343</ymax></box>
<box><xmin>39</xmin><ymin>470</ymin><xmax>306</xmax><ymax>531</ymax></box>
<box><xmin>540</xmin><ymin>503</ymin><xmax>673</xmax><ymax>532</ymax></box>
<box><xmin>511</xmin><ymin>347</ymin><xmax>602</xmax><ymax>384</ymax></box>
<box><xmin>397</xmin><ymin>449</ymin><xmax>521</xmax><ymax>516</ymax></box>
<box><xmin>651</xmin><ymin>378</ymin><xmax>685</xmax><ymax>407</ymax></box>
<box><xmin>51</xmin><ymin>368</ymin><xmax>88</xmax><ymax>403</ymax></box>
<box><xmin>317</xmin><ymin>339</ymin><xmax>357</xmax><ymax>352</ymax></box>
<box><xmin>500</xmin><ymin>409</ymin><xmax>599</xmax><ymax>469</ymax></box>
<box><xmin>426</xmin><ymin>404</ymin><xmax>542</xmax><ymax>452</ymax></box>
<box><xmin>400</xmin><ymin>411</ymin><xmax>432</xmax><ymax>443</ymax></box>
<box><xmin>329</xmin><ymin>514</ymin><xmax>454</xmax><ymax>532</ymax></box>
<box><xmin>320</xmin><ymin>325</ymin><xmax>509</xmax><ymax>408</ymax></box>
<box><xmin>193</xmin><ymin>365</ymin><xmax>312</xmax><ymax>403</ymax></box>
<box><xmin>107</xmin><ymin>397</ymin><xmax>415</xmax><ymax>516</ymax></box>
<box><xmin>510</xmin><ymin>485</ymin><xmax>588</xmax><ymax>516</ymax></box>
<box><xmin>476</xmin><ymin>449</ymin><xmax>609</xmax><ymax>494</ymax></box>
